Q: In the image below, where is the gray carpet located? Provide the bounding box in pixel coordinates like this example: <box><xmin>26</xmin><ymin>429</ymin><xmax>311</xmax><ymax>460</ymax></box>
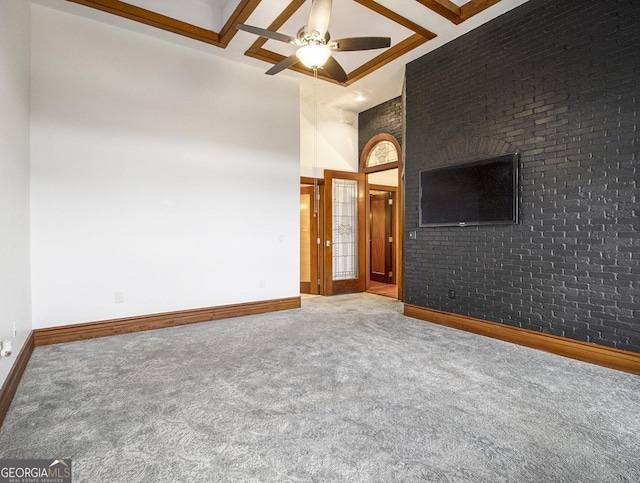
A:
<box><xmin>1</xmin><ymin>293</ymin><xmax>639</xmax><ymax>482</ymax></box>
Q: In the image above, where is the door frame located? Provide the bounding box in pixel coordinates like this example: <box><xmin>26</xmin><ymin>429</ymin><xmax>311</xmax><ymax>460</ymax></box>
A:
<box><xmin>367</xmin><ymin>185</ymin><xmax>397</xmax><ymax>285</ymax></box>
<box><xmin>300</xmin><ymin>185</ymin><xmax>319</xmax><ymax>294</ymax></box>
<box><xmin>300</xmin><ymin>177</ymin><xmax>325</xmax><ymax>294</ymax></box>
<box><xmin>360</xmin><ymin>133</ymin><xmax>404</xmax><ymax>300</ymax></box>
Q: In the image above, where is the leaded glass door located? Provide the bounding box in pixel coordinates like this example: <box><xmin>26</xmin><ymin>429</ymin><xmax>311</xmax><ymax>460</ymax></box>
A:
<box><xmin>323</xmin><ymin>170</ymin><xmax>366</xmax><ymax>295</ymax></box>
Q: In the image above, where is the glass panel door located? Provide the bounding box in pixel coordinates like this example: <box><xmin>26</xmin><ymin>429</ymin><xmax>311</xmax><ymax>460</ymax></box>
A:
<box><xmin>332</xmin><ymin>178</ymin><xmax>359</xmax><ymax>281</ymax></box>
<box><xmin>323</xmin><ymin>170</ymin><xmax>365</xmax><ymax>295</ymax></box>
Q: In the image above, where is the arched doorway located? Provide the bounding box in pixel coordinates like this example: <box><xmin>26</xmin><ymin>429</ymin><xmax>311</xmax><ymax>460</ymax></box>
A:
<box><xmin>360</xmin><ymin>134</ymin><xmax>404</xmax><ymax>300</ymax></box>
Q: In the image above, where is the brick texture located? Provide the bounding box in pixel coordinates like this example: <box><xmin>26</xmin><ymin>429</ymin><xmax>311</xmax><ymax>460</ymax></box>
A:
<box><xmin>359</xmin><ymin>96</ymin><xmax>403</xmax><ymax>160</ymax></box>
<box><xmin>403</xmin><ymin>0</ymin><xmax>640</xmax><ymax>352</ymax></box>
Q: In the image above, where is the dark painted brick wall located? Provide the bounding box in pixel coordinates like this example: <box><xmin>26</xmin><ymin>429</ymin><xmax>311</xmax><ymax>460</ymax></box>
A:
<box><xmin>359</xmin><ymin>96</ymin><xmax>403</xmax><ymax>160</ymax></box>
<box><xmin>404</xmin><ymin>0</ymin><xmax>639</xmax><ymax>352</ymax></box>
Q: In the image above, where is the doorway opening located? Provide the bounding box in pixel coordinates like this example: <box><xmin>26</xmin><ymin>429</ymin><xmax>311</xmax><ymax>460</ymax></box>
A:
<box><xmin>361</xmin><ymin>134</ymin><xmax>403</xmax><ymax>300</ymax></box>
<box><xmin>300</xmin><ymin>178</ymin><xmax>323</xmax><ymax>295</ymax></box>
<box><xmin>368</xmin><ymin>187</ymin><xmax>398</xmax><ymax>299</ymax></box>
<box><xmin>299</xmin><ymin>170</ymin><xmax>367</xmax><ymax>297</ymax></box>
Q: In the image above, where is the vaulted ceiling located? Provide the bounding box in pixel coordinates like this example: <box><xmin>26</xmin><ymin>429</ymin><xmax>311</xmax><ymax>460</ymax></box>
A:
<box><xmin>53</xmin><ymin>0</ymin><xmax>528</xmax><ymax>110</ymax></box>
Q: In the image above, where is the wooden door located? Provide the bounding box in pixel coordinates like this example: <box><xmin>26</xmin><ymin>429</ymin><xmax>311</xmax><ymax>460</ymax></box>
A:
<box><xmin>370</xmin><ymin>192</ymin><xmax>392</xmax><ymax>283</ymax></box>
<box><xmin>300</xmin><ymin>185</ymin><xmax>319</xmax><ymax>294</ymax></box>
<box><xmin>323</xmin><ymin>170</ymin><xmax>366</xmax><ymax>295</ymax></box>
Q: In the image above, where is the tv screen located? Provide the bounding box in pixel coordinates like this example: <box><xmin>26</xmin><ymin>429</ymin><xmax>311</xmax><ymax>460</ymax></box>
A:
<box><xmin>419</xmin><ymin>154</ymin><xmax>519</xmax><ymax>227</ymax></box>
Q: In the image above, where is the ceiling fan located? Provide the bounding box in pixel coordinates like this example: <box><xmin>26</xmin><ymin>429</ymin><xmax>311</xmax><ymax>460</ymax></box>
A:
<box><xmin>236</xmin><ymin>0</ymin><xmax>391</xmax><ymax>83</ymax></box>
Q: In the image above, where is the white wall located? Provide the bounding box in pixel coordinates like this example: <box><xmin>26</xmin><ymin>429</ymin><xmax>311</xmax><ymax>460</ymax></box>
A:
<box><xmin>0</xmin><ymin>0</ymin><xmax>32</xmax><ymax>386</ymax></box>
<box><xmin>30</xmin><ymin>4</ymin><xmax>301</xmax><ymax>328</ymax></box>
<box><xmin>299</xmin><ymin>80</ymin><xmax>359</xmax><ymax>178</ymax></box>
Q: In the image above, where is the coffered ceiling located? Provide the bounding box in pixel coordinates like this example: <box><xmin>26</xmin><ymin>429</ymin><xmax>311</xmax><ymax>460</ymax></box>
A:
<box><xmin>51</xmin><ymin>0</ymin><xmax>528</xmax><ymax>110</ymax></box>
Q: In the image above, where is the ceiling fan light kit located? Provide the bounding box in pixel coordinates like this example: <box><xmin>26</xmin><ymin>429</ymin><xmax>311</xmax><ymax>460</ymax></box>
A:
<box><xmin>236</xmin><ymin>0</ymin><xmax>390</xmax><ymax>83</ymax></box>
<box><xmin>296</xmin><ymin>43</ymin><xmax>332</xmax><ymax>69</ymax></box>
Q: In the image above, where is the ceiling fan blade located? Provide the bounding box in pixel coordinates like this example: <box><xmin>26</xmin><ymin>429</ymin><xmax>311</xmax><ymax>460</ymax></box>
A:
<box><xmin>265</xmin><ymin>54</ymin><xmax>299</xmax><ymax>76</ymax></box>
<box><xmin>322</xmin><ymin>55</ymin><xmax>348</xmax><ymax>83</ymax></box>
<box><xmin>307</xmin><ymin>0</ymin><xmax>332</xmax><ymax>39</ymax></box>
<box><xmin>330</xmin><ymin>37</ymin><xmax>391</xmax><ymax>51</ymax></box>
<box><xmin>236</xmin><ymin>24</ymin><xmax>297</xmax><ymax>44</ymax></box>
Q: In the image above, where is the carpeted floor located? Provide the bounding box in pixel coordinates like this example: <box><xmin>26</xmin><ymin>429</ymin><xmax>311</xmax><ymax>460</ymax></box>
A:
<box><xmin>1</xmin><ymin>293</ymin><xmax>639</xmax><ymax>482</ymax></box>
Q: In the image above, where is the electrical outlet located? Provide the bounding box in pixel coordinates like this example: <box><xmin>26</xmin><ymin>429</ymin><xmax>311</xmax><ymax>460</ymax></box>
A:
<box><xmin>12</xmin><ymin>321</ymin><xmax>16</xmax><ymax>338</ymax></box>
<box><xmin>409</xmin><ymin>231</ymin><xmax>417</xmax><ymax>240</ymax></box>
<box><xmin>448</xmin><ymin>289</ymin><xmax>456</xmax><ymax>299</ymax></box>
<box><xmin>115</xmin><ymin>292</ymin><xmax>124</xmax><ymax>304</ymax></box>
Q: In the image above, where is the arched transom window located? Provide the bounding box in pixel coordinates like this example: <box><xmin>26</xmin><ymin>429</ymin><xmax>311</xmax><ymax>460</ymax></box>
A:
<box><xmin>360</xmin><ymin>133</ymin><xmax>402</xmax><ymax>175</ymax></box>
<box><xmin>366</xmin><ymin>139</ymin><xmax>399</xmax><ymax>168</ymax></box>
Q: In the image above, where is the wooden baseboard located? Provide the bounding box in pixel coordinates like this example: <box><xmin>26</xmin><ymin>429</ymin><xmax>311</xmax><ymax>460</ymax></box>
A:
<box><xmin>0</xmin><ymin>332</ymin><xmax>35</xmax><ymax>427</ymax></box>
<box><xmin>34</xmin><ymin>296</ymin><xmax>301</xmax><ymax>347</ymax></box>
<box><xmin>404</xmin><ymin>304</ymin><xmax>640</xmax><ymax>375</ymax></box>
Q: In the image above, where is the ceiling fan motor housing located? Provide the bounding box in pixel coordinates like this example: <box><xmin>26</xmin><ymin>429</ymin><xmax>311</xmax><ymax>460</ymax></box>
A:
<box><xmin>297</xmin><ymin>26</ymin><xmax>331</xmax><ymax>44</ymax></box>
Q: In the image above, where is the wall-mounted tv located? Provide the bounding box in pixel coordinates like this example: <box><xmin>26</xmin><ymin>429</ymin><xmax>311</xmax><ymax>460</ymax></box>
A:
<box><xmin>419</xmin><ymin>154</ymin><xmax>519</xmax><ymax>227</ymax></box>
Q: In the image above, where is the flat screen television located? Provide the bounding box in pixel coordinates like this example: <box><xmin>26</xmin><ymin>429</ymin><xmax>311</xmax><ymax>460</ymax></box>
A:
<box><xmin>419</xmin><ymin>154</ymin><xmax>519</xmax><ymax>227</ymax></box>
